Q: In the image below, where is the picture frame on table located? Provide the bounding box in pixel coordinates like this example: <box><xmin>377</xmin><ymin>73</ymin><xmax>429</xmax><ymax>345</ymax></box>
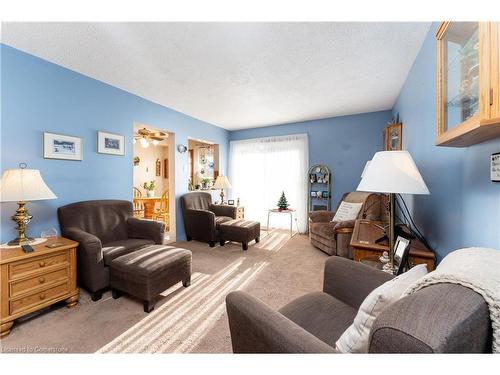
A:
<box><xmin>228</xmin><ymin>199</ymin><xmax>235</xmax><ymax>205</ymax></box>
<box><xmin>43</xmin><ymin>132</ymin><xmax>83</xmax><ymax>161</ymax></box>
<box><xmin>491</xmin><ymin>153</ymin><xmax>500</xmax><ymax>182</ymax></box>
<box><xmin>394</xmin><ymin>236</ymin><xmax>411</xmax><ymax>275</ymax></box>
<box><xmin>97</xmin><ymin>131</ymin><xmax>125</xmax><ymax>156</ymax></box>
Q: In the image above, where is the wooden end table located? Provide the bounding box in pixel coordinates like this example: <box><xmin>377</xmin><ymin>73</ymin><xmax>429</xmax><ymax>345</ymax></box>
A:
<box><xmin>350</xmin><ymin>219</ymin><xmax>435</xmax><ymax>272</ymax></box>
<box><xmin>0</xmin><ymin>237</ymin><xmax>79</xmax><ymax>337</ymax></box>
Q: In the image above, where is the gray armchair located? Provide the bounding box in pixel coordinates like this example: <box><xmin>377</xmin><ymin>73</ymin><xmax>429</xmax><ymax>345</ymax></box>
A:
<box><xmin>180</xmin><ymin>192</ymin><xmax>238</xmax><ymax>247</ymax></box>
<box><xmin>58</xmin><ymin>200</ymin><xmax>165</xmax><ymax>301</ymax></box>
<box><xmin>226</xmin><ymin>257</ymin><xmax>492</xmax><ymax>353</ymax></box>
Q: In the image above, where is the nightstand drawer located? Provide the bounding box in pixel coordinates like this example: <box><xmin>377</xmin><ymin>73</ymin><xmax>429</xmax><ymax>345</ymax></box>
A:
<box><xmin>9</xmin><ymin>281</ymin><xmax>70</xmax><ymax>315</ymax></box>
<box><xmin>9</xmin><ymin>251</ymin><xmax>69</xmax><ymax>279</ymax></box>
<box><xmin>9</xmin><ymin>267</ymin><xmax>69</xmax><ymax>297</ymax></box>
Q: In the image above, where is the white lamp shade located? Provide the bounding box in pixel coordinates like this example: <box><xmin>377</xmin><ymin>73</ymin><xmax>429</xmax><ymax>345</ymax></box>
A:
<box><xmin>357</xmin><ymin>151</ymin><xmax>429</xmax><ymax>195</ymax></box>
<box><xmin>213</xmin><ymin>175</ymin><xmax>232</xmax><ymax>189</ymax></box>
<box><xmin>361</xmin><ymin>160</ymin><xmax>371</xmax><ymax>178</ymax></box>
<box><xmin>0</xmin><ymin>168</ymin><xmax>57</xmax><ymax>202</ymax></box>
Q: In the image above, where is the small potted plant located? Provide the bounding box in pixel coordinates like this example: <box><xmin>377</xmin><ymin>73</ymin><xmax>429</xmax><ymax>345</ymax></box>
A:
<box><xmin>143</xmin><ymin>180</ymin><xmax>156</xmax><ymax>197</ymax></box>
<box><xmin>201</xmin><ymin>178</ymin><xmax>212</xmax><ymax>190</ymax></box>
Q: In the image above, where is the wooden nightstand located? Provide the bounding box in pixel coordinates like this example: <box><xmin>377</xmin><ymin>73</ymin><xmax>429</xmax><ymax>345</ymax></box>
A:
<box><xmin>0</xmin><ymin>237</ymin><xmax>79</xmax><ymax>337</ymax></box>
<box><xmin>350</xmin><ymin>219</ymin><xmax>435</xmax><ymax>272</ymax></box>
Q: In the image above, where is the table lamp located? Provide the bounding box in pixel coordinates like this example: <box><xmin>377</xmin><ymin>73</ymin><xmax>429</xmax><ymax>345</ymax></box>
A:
<box><xmin>0</xmin><ymin>163</ymin><xmax>57</xmax><ymax>245</ymax></box>
<box><xmin>357</xmin><ymin>151</ymin><xmax>429</xmax><ymax>273</ymax></box>
<box><xmin>213</xmin><ymin>175</ymin><xmax>232</xmax><ymax>205</ymax></box>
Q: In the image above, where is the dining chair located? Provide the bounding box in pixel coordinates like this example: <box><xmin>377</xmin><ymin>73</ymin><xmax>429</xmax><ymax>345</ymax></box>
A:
<box><xmin>153</xmin><ymin>191</ymin><xmax>169</xmax><ymax>230</ymax></box>
<box><xmin>133</xmin><ymin>187</ymin><xmax>145</xmax><ymax>218</ymax></box>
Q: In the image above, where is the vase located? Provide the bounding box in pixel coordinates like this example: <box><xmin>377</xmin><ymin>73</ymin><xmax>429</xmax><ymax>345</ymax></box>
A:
<box><xmin>147</xmin><ymin>190</ymin><xmax>155</xmax><ymax>198</ymax></box>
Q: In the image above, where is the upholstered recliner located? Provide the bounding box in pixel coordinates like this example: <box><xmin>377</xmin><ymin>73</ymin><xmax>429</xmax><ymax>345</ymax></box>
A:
<box><xmin>57</xmin><ymin>200</ymin><xmax>165</xmax><ymax>301</ymax></box>
<box><xmin>180</xmin><ymin>192</ymin><xmax>238</xmax><ymax>247</ymax></box>
<box><xmin>308</xmin><ymin>192</ymin><xmax>388</xmax><ymax>258</ymax></box>
<box><xmin>226</xmin><ymin>257</ymin><xmax>492</xmax><ymax>353</ymax></box>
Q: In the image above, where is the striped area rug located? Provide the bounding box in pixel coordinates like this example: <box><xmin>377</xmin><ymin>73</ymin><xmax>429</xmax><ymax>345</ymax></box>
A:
<box><xmin>97</xmin><ymin>229</ymin><xmax>292</xmax><ymax>353</ymax></box>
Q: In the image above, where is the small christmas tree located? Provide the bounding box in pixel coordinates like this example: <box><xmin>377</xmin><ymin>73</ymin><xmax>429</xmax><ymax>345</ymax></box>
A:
<box><xmin>277</xmin><ymin>191</ymin><xmax>289</xmax><ymax>211</ymax></box>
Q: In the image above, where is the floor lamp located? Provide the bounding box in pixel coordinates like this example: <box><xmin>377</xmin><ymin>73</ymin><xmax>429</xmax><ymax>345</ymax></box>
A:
<box><xmin>357</xmin><ymin>151</ymin><xmax>429</xmax><ymax>273</ymax></box>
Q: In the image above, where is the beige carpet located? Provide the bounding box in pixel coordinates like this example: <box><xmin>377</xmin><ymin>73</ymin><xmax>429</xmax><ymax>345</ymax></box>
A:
<box><xmin>0</xmin><ymin>230</ymin><xmax>328</xmax><ymax>353</ymax></box>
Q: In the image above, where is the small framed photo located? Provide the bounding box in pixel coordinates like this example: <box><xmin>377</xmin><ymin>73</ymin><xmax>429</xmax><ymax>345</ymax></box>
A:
<box><xmin>44</xmin><ymin>132</ymin><xmax>83</xmax><ymax>161</ymax></box>
<box><xmin>384</xmin><ymin>122</ymin><xmax>402</xmax><ymax>151</ymax></box>
<box><xmin>310</xmin><ymin>191</ymin><xmax>317</xmax><ymax>197</ymax></box>
<box><xmin>394</xmin><ymin>236</ymin><xmax>411</xmax><ymax>275</ymax></box>
<box><xmin>228</xmin><ymin>199</ymin><xmax>235</xmax><ymax>205</ymax></box>
<box><xmin>321</xmin><ymin>191</ymin><xmax>329</xmax><ymax>198</ymax></box>
<box><xmin>491</xmin><ymin>153</ymin><xmax>500</xmax><ymax>182</ymax></box>
<box><xmin>97</xmin><ymin>131</ymin><xmax>125</xmax><ymax>156</ymax></box>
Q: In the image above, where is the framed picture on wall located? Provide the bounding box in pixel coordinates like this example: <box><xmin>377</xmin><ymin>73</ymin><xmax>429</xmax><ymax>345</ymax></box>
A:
<box><xmin>155</xmin><ymin>158</ymin><xmax>161</xmax><ymax>176</ymax></box>
<box><xmin>164</xmin><ymin>158</ymin><xmax>169</xmax><ymax>179</ymax></box>
<box><xmin>97</xmin><ymin>131</ymin><xmax>125</xmax><ymax>156</ymax></box>
<box><xmin>383</xmin><ymin>122</ymin><xmax>402</xmax><ymax>151</ymax></box>
<box><xmin>43</xmin><ymin>132</ymin><xmax>83</xmax><ymax>161</ymax></box>
<box><xmin>492</xmin><ymin>153</ymin><xmax>500</xmax><ymax>182</ymax></box>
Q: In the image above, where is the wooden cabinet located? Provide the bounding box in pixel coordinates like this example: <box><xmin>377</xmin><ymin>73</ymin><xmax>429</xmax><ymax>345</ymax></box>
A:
<box><xmin>436</xmin><ymin>22</ymin><xmax>500</xmax><ymax>147</ymax></box>
<box><xmin>350</xmin><ymin>220</ymin><xmax>435</xmax><ymax>272</ymax></box>
<box><xmin>0</xmin><ymin>237</ymin><xmax>79</xmax><ymax>337</ymax></box>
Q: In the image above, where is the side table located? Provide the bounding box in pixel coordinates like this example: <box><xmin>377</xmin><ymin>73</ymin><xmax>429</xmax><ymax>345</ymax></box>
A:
<box><xmin>350</xmin><ymin>219</ymin><xmax>435</xmax><ymax>272</ymax></box>
<box><xmin>266</xmin><ymin>209</ymin><xmax>299</xmax><ymax>237</ymax></box>
<box><xmin>0</xmin><ymin>237</ymin><xmax>79</xmax><ymax>337</ymax></box>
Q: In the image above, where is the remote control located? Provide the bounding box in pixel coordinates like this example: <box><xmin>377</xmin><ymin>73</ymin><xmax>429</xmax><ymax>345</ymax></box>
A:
<box><xmin>21</xmin><ymin>244</ymin><xmax>34</xmax><ymax>253</ymax></box>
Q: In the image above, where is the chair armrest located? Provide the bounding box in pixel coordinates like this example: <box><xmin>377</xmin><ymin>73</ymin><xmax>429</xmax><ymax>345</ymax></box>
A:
<box><xmin>184</xmin><ymin>209</ymin><xmax>216</xmax><ymax>241</ymax></box>
<box><xmin>210</xmin><ymin>204</ymin><xmax>238</xmax><ymax>219</ymax></box>
<box><xmin>128</xmin><ymin>218</ymin><xmax>165</xmax><ymax>244</ymax></box>
<box><xmin>308</xmin><ymin>210</ymin><xmax>335</xmax><ymax>223</ymax></box>
<box><xmin>62</xmin><ymin>227</ymin><xmax>107</xmax><ymax>292</ymax></box>
<box><xmin>63</xmin><ymin>227</ymin><xmax>101</xmax><ymax>251</ymax></box>
<box><xmin>323</xmin><ymin>257</ymin><xmax>393</xmax><ymax>309</ymax></box>
<box><xmin>333</xmin><ymin>220</ymin><xmax>356</xmax><ymax>231</ymax></box>
<box><xmin>226</xmin><ymin>291</ymin><xmax>336</xmax><ymax>353</ymax></box>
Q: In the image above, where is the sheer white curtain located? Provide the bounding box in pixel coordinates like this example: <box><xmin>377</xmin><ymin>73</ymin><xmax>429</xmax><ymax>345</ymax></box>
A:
<box><xmin>229</xmin><ymin>134</ymin><xmax>309</xmax><ymax>233</ymax></box>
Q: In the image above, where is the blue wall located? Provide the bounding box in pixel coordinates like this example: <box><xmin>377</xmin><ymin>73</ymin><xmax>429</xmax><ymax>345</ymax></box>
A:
<box><xmin>229</xmin><ymin>111</ymin><xmax>392</xmax><ymax>207</ymax></box>
<box><xmin>392</xmin><ymin>23</ymin><xmax>500</xmax><ymax>260</ymax></box>
<box><xmin>0</xmin><ymin>44</ymin><xmax>229</xmax><ymax>242</ymax></box>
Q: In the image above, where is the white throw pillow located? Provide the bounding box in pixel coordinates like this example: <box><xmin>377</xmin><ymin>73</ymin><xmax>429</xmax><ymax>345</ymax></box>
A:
<box><xmin>335</xmin><ymin>264</ymin><xmax>428</xmax><ymax>353</ymax></box>
<box><xmin>331</xmin><ymin>201</ymin><xmax>363</xmax><ymax>222</ymax></box>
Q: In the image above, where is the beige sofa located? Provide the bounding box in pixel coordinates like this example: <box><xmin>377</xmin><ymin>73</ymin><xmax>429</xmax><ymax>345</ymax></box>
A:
<box><xmin>308</xmin><ymin>192</ymin><xmax>388</xmax><ymax>258</ymax></box>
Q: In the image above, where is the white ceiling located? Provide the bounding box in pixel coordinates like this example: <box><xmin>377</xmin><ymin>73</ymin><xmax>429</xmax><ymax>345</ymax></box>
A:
<box><xmin>1</xmin><ymin>22</ymin><xmax>430</xmax><ymax>130</ymax></box>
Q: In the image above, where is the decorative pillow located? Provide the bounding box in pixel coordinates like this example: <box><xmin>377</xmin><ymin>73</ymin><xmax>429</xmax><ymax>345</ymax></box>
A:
<box><xmin>335</xmin><ymin>264</ymin><xmax>428</xmax><ymax>353</ymax></box>
<box><xmin>331</xmin><ymin>201</ymin><xmax>363</xmax><ymax>222</ymax></box>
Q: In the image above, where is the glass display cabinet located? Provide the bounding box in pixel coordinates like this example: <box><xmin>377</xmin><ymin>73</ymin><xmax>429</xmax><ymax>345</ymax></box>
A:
<box><xmin>436</xmin><ymin>22</ymin><xmax>500</xmax><ymax>147</ymax></box>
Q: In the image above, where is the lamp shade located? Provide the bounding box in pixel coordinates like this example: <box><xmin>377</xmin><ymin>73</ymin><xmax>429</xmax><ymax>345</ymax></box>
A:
<box><xmin>357</xmin><ymin>151</ymin><xmax>429</xmax><ymax>195</ymax></box>
<box><xmin>0</xmin><ymin>168</ymin><xmax>57</xmax><ymax>202</ymax></box>
<box><xmin>213</xmin><ymin>175</ymin><xmax>232</xmax><ymax>190</ymax></box>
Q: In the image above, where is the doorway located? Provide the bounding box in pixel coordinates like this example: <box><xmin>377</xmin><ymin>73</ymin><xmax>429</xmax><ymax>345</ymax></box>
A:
<box><xmin>132</xmin><ymin>123</ymin><xmax>176</xmax><ymax>242</ymax></box>
<box><xmin>188</xmin><ymin>138</ymin><xmax>220</xmax><ymax>197</ymax></box>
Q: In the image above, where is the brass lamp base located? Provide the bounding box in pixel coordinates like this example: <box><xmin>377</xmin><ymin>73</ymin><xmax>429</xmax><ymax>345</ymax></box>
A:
<box><xmin>219</xmin><ymin>189</ymin><xmax>225</xmax><ymax>205</ymax></box>
<box><xmin>7</xmin><ymin>201</ymin><xmax>34</xmax><ymax>246</ymax></box>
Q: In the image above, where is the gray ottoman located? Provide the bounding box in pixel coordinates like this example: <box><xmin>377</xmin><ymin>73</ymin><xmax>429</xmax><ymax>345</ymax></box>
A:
<box><xmin>109</xmin><ymin>245</ymin><xmax>192</xmax><ymax>312</ymax></box>
<box><xmin>219</xmin><ymin>219</ymin><xmax>261</xmax><ymax>250</ymax></box>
